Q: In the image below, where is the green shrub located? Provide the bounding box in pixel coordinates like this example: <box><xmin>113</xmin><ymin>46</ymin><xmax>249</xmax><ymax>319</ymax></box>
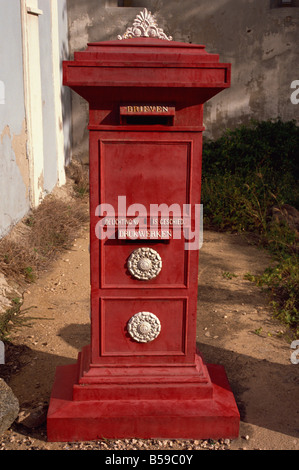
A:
<box><xmin>202</xmin><ymin>119</ymin><xmax>298</xmax><ymax>188</ymax></box>
<box><xmin>245</xmin><ymin>257</ymin><xmax>299</xmax><ymax>337</ymax></box>
<box><xmin>202</xmin><ymin>171</ymin><xmax>280</xmax><ymax>234</ymax></box>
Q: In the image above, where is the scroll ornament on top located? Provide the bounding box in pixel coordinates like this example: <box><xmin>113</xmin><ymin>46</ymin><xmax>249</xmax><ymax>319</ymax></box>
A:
<box><xmin>118</xmin><ymin>8</ymin><xmax>172</xmax><ymax>41</ymax></box>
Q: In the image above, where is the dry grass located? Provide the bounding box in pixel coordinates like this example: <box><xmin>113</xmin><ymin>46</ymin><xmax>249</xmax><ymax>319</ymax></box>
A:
<box><xmin>0</xmin><ymin>188</ymin><xmax>89</xmax><ymax>285</ymax></box>
<box><xmin>26</xmin><ymin>197</ymin><xmax>89</xmax><ymax>257</ymax></box>
<box><xmin>0</xmin><ymin>238</ymin><xmax>39</xmax><ymax>283</ymax></box>
<box><xmin>65</xmin><ymin>160</ymin><xmax>89</xmax><ymax>198</ymax></box>
<box><xmin>0</xmin><ymin>163</ymin><xmax>89</xmax><ymax>341</ymax></box>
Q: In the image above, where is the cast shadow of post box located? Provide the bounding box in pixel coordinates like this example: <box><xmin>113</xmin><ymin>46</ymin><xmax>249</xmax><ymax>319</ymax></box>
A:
<box><xmin>196</xmin><ymin>341</ymin><xmax>299</xmax><ymax>438</ymax></box>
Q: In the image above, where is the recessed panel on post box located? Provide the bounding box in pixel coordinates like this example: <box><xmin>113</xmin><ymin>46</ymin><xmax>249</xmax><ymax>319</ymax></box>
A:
<box><xmin>98</xmin><ymin>129</ymin><xmax>195</xmax><ymax>290</ymax></box>
<box><xmin>100</xmin><ymin>297</ymin><xmax>187</xmax><ymax>357</ymax></box>
<box><xmin>100</xmin><ymin>135</ymin><xmax>191</xmax><ymax>209</ymax></box>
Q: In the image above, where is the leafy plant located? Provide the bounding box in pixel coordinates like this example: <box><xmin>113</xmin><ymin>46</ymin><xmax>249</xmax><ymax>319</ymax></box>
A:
<box><xmin>254</xmin><ymin>327</ymin><xmax>263</xmax><ymax>336</ymax></box>
<box><xmin>222</xmin><ymin>271</ymin><xmax>237</xmax><ymax>279</ymax></box>
<box><xmin>24</xmin><ymin>266</ymin><xmax>35</xmax><ymax>283</ymax></box>
<box><xmin>0</xmin><ymin>299</ymin><xmax>36</xmax><ymax>342</ymax></box>
<box><xmin>245</xmin><ymin>257</ymin><xmax>299</xmax><ymax>336</ymax></box>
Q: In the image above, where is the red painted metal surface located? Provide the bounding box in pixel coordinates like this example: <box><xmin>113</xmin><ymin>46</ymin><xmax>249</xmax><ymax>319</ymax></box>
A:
<box><xmin>47</xmin><ymin>38</ymin><xmax>239</xmax><ymax>441</ymax></box>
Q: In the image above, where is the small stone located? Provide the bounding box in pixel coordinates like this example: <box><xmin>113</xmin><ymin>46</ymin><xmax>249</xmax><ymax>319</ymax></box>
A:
<box><xmin>17</xmin><ymin>404</ymin><xmax>47</xmax><ymax>429</ymax></box>
<box><xmin>0</xmin><ymin>378</ymin><xmax>19</xmax><ymax>435</ymax></box>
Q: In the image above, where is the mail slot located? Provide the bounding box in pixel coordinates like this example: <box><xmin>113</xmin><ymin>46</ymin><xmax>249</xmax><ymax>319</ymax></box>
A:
<box><xmin>120</xmin><ymin>105</ymin><xmax>175</xmax><ymax>125</ymax></box>
<box><xmin>47</xmin><ymin>10</ymin><xmax>239</xmax><ymax>442</ymax></box>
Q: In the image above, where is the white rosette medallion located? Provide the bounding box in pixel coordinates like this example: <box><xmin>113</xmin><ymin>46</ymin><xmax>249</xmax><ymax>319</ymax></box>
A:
<box><xmin>127</xmin><ymin>247</ymin><xmax>162</xmax><ymax>281</ymax></box>
<box><xmin>127</xmin><ymin>312</ymin><xmax>161</xmax><ymax>343</ymax></box>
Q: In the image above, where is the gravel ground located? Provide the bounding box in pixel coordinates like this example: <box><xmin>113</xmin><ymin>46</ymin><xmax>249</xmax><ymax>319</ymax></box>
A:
<box><xmin>0</xmin><ymin>426</ymin><xmax>239</xmax><ymax>451</ymax></box>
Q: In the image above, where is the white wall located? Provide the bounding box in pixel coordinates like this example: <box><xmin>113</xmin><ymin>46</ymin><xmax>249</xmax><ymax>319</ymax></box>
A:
<box><xmin>0</xmin><ymin>1</ymin><xmax>29</xmax><ymax>237</ymax></box>
<box><xmin>0</xmin><ymin>0</ymin><xmax>71</xmax><ymax>238</ymax></box>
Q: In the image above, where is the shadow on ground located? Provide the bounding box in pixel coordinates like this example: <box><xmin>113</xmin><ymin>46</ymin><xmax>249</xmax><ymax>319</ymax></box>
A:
<box><xmin>197</xmin><ymin>341</ymin><xmax>299</xmax><ymax>439</ymax></box>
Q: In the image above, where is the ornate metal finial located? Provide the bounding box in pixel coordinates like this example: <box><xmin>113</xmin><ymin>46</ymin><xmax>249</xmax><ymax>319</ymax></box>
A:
<box><xmin>118</xmin><ymin>8</ymin><xmax>172</xmax><ymax>41</ymax></box>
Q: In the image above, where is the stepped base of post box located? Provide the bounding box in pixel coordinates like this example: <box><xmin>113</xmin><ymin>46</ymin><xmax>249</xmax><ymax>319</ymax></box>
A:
<box><xmin>47</xmin><ymin>350</ymin><xmax>240</xmax><ymax>442</ymax></box>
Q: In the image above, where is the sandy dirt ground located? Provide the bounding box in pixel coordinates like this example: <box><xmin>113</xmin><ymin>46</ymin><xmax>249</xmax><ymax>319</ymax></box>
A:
<box><xmin>0</xmin><ymin>228</ymin><xmax>298</xmax><ymax>451</ymax></box>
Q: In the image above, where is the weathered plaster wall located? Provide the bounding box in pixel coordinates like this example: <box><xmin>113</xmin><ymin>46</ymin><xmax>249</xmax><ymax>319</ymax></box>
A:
<box><xmin>0</xmin><ymin>2</ymin><xmax>30</xmax><ymax>238</ymax></box>
<box><xmin>0</xmin><ymin>1</ymin><xmax>72</xmax><ymax>238</ymax></box>
<box><xmin>39</xmin><ymin>0</ymin><xmax>58</xmax><ymax>194</ymax></box>
<box><xmin>58</xmin><ymin>0</ymin><xmax>73</xmax><ymax>168</ymax></box>
<box><xmin>67</xmin><ymin>0</ymin><xmax>299</xmax><ymax>162</ymax></box>
<box><xmin>39</xmin><ymin>0</ymin><xmax>72</xmax><ymax>194</ymax></box>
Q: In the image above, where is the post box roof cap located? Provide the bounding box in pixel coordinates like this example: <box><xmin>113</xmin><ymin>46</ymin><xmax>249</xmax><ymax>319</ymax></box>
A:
<box><xmin>87</xmin><ymin>38</ymin><xmax>206</xmax><ymax>49</ymax></box>
<box><xmin>73</xmin><ymin>38</ymin><xmax>221</xmax><ymax>65</ymax></box>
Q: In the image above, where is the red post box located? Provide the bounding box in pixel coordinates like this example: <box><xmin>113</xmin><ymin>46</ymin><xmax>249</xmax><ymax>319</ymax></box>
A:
<box><xmin>47</xmin><ymin>10</ymin><xmax>239</xmax><ymax>442</ymax></box>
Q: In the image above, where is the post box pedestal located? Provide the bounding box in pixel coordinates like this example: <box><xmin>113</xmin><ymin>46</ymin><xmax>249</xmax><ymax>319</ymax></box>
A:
<box><xmin>47</xmin><ymin>346</ymin><xmax>239</xmax><ymax>441</ymax></box>
<box><xmin>47</xmin><ymin>12</ymin><xmax>240</xmax><ymax>442</ymax></box>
